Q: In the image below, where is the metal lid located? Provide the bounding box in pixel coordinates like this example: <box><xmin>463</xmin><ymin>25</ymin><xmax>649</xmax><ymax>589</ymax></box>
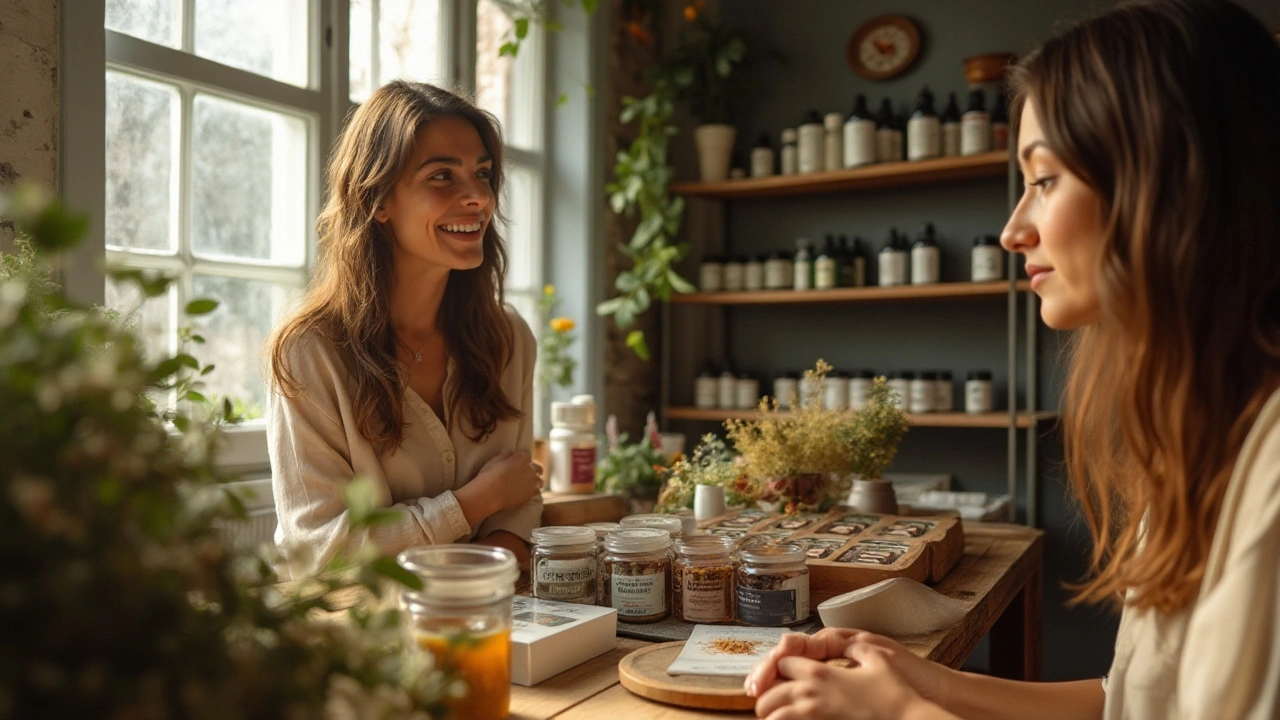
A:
<box><xmin>584</xmin><ymin>522</ymin><xmax>620</xmax><ymax>541</ymax></box>
<box><xmin>604</xmin><ymin>527</ymin><xmax>671</xmax><ymax>554</ymax></box>
<box><xmin>531</xmin><ymin>525</ymin><xmax>597</xmax><ymax>547</ymax></box>
<box><xmin>675</xmin><ymin>535</ymin><xmax>735</xmax><ymax>557</ymax></box>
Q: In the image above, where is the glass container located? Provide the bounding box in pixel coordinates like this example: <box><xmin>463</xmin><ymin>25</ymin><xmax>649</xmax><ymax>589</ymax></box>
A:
<box><xmin>735</xmin><ymin>542</ymin><xmax>810</xmax><ymax>626</ymax></box>
<box><xmin>531</xmin><ymin>526</ymin><xmax>598</xmax><ymax>605</ymax></box>
<box><xmin>602</xmin><ymin>528</ymin><xmax>672</xmax><ymax>623</ymax></box>
<box><xmin>673</xmin><ymin>535</ymin><xmax>737</xmax><ymax>623</ymax></box>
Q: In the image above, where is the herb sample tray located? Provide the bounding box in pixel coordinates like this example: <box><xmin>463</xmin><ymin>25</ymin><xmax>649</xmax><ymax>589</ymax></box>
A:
<box><xmin>699</xmin><ymin>507</ymin><xmax>965</xmax><ymax>604</ymax></box>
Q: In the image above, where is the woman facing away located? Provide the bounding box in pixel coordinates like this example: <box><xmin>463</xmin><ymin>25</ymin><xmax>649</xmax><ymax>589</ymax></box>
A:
<box><xmin>746</xmin><ymin>1</ymin><xmax>1280</xmax><ymax>718</ymax></box>
<box><xmin>265</xmin><ymin>81</ymin><xmax>543</xmax><ymax>579</ymax></box>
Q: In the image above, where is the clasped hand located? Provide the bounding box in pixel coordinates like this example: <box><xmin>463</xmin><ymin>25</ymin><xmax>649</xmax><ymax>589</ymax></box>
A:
<box><xmin>475</xmin><ymin>449</ymin><xmax>542</xmax><ymax>513</ymax></box>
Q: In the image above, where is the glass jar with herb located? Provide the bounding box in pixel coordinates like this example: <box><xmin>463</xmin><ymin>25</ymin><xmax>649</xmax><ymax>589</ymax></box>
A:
<box><xmin>531</xmin><ymin>526</ymin><xmax>598</xmax><ymax>605</ymax></box>
<box><xmin>673</xmin><ymin>535</ymin><xmax>737</xmax><ymax>623</ymax></box>
<box><xmin>584</xmin><ymin>522</ymin><xmax>620</xmax><ymax>604</ymax></box>
<box><xmin>602</xmin><ymin>528</ymin><xmax>672</xmax><ymax>623</ymax></box>
<box><xmin>735</xmin><ymin>542</ymin><xmax>810</xmax><ymax>627</ymax></box>
<box><xmin>619</xmin><ymin>513</ymin><xmax>684</xmax><ymax>544</ymax></box>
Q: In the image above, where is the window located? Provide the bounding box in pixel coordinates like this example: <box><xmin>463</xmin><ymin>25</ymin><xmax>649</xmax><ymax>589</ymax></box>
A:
<box><xmin>81</xmin><ymin>0</ymin><xmax>550</xmax><ymax>469</ymax></box>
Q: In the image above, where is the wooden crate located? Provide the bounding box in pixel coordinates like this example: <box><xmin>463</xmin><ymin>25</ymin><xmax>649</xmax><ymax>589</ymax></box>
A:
<box><xmin>698</xmin><ymin>507</ymin><xmax>965</xmax><ymax>604</ymax></box>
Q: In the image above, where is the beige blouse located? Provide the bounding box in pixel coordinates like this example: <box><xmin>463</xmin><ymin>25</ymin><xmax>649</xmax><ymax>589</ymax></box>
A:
<box><xmin>1104</xmin><ymin>388</ymin><xmax>1280</xmax><ymax>719</ymax></box>
<box><xmin>267</xmin><ymin>308</ymin><xmax>542</xmax><ymax>579</ymax></box>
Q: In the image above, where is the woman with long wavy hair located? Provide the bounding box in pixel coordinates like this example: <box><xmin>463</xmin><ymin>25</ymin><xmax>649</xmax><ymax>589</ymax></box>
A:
<box><xmin>744</xmin><ymin>1</ymin><xmax>1280</xmax><ymax>718</ymax></box>
<box><xmin>265</xmin><ymin>81</ymin><xmax>542</xmax><ymax>578</ymax></box>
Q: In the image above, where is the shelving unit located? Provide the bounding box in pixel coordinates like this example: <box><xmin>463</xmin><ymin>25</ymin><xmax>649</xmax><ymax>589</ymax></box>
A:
<box><xmin>661</xmin><ymin>150</ymin><xmax>1050</xmax><ymax>526</ymax></box>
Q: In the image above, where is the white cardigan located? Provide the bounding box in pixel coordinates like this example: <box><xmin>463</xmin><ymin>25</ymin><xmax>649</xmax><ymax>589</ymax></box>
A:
<box><xmin>1104</xmin><ymin>388</ymin><xmax>1280</xmax><ymax>718</ymax></box>
<box><xmin>267</xmin><ymin>308</ymin><xmax>542</xmax><ymax>579</ymax></box>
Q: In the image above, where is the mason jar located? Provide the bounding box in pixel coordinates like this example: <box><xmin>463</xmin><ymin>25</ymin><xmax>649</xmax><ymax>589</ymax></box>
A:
<box><xmin>602</xmin><ymin>528</ymin><xmax>672</xmax><ymax>623</ymax></box>
<box><xmin>531</xmin><ymin>526</ymin><xmax>598</xmax><ymax>605</ymax></box>
<box><xmin>673</xmin><ymin>535</ymin><xmax>737</xmax><ymax>623</ymax></box>
<box><xmin>398</xmin><ymin>545</ymin><xmax>519</xmax><ymax>720</ymax></box>
<box><xmin>619</xmin><ymin>513</ymin><xmax>684</xmax><ymax>544</ymax></box>
<box><xmin>735</xmin><ymin>542</ymin><xmax>810</xmax><ymax>626</ymax></box>
<box><xmin>584</xmin><ymin>522</ymin><xmax>621</xmax><ymax>604</ymax></box>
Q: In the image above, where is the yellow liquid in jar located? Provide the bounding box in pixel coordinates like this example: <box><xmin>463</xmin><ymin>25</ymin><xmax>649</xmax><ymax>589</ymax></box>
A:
<box><xmin>417</xmin><ymin>627</ymin><xmax>512</xmax><ymax>720</ymax></box>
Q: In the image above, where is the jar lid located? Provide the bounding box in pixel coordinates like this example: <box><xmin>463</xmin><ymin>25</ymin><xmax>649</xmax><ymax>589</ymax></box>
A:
<box><xmin>919</xmin><ymin>371</ymin><xmax>937</xmax><ymax>380</ymax></box>
<box><xmin>968</xmin><ymin>370</ymin><xmax>993</xmax><ymax>381</ymax></box>
<box><xmin>781</xmin><ymin>127</ymin><xmax>798</xmax><ymax>143</ymax></box>
<box><xmin>937</xmin><ymin>370</ymin><xmax>952</xmax><ymax>379</ymax></box>
<box><xmin>739</xmin><ymin>541</ymin><xmax>805</xmax><ymax>564</ymax></box>
<box><xmin>619</xmin><ymin>514</ymin><xmax>684</xmax><ymax>539</ymax></box>
<box><xmin>397</xmin><ymin>544</ymin><xmax>519</xmax><ymax>605</ymax></box>
<box><xmin>532</xmin><ymin>525</ymin><xmax>597</xmax><ymax>547</ymax></box>
<box><xmin>973</xmin><ymin>234</ymin><xmax>1000</xmax><ymax>247</ymax></box>
<box><xmin>605</xmin><ymin>527</ymin><xmax>672</xmax><ymax>554</ymax></box>
<box><xmin>584</xmin><ymin>522</ymin><xmax>620</xmax><ymax>540</ymax></box>
<box><xmin>551</xmin><ymin>401</ymin><xmax>595</xmax><ymax>428</ymax></box>
<box><xmin>675</xmin><ymin>535</ymin><xmax>735</xmax><ymax>556</ymax></box>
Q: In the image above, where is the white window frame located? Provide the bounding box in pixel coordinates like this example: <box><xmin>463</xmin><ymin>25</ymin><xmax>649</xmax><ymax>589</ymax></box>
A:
<box><xmin>63</xmin><ymin>0</ymin><xmax>555</xmax><ymax>472</ymax></box>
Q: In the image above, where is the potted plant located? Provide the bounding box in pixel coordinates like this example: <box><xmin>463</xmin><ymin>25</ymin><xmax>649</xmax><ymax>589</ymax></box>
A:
<box><xmin>595</xmin><ymin>413</ymin><xmax>674</xmax><ymax>513</ymax></box>
<box><xmin>665</xmin><ymin>2</ymin><xmax>748</xmax><ymax>182</ymax></box>
<box><xmin>655</xmin><ymin>434</ymin><xmax>760</xmax><ymax>512</ymax></box>
<box><xmin>841</xmin><ymin>377</ymin><xmax>912</xmax><ymax>513</ymax></box>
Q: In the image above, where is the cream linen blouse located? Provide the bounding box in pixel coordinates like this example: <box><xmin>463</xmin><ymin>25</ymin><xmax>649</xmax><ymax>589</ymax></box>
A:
<box><xmin>267</xmin><ymin>308</ymin><xmax>542</xmax><ymax>579</ymax></box>
<box><xmin>1104</xmin><ymin>388</ymin><xmax>1280</xmax><ymax>719</ymax></box>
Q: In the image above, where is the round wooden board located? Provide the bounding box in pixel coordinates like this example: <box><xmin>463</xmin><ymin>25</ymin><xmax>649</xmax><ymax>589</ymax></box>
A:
<box><xmin>617</xmin><ymin>641</ymin><xmax>756</xmax><ymax>711</ymax></box>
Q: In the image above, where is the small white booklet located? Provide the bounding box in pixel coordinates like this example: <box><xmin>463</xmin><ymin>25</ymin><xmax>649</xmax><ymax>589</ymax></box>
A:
<box><xmin>510</xmin><ymin>596</ymin><xmax>617</xmax><ymax>686</ymax></box>
<box><xmin>665</xmin><ymin>625</ymin><xmax>791</xmax><ymax>677</ymax></box>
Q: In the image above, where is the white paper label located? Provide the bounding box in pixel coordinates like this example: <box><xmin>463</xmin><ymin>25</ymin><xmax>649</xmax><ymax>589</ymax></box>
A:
<box><xmin>612</xmin><ymin>571</ymin><xmax>666</xmax><ymax>617</ymax></box>
<box><xmin>535</xmin><ymin>558</ymin><xmax>596</xmax><ymax>602</ymax></box>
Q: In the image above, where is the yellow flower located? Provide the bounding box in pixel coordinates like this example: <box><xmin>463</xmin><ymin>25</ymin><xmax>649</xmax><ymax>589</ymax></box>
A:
<box><xmin>543</xmin><ymin>284</ymin><xmax>556</xmax><ymax>296</ymax></box>
<box><xmin>550</xmin><ymin>317</ymin><xmax>575</xmax><ymax>333</ymax></box>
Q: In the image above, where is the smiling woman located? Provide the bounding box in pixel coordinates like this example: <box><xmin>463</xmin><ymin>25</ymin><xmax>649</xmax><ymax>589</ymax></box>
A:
<box><xmin>265</xmin><ymin>81</ymin><xmax>543</xmax><ymax>578</ymax></box>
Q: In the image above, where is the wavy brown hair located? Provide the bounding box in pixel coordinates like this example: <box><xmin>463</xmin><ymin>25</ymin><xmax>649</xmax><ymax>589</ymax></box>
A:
<box><xmin>1010</xmin><ymin>0</ymin><xmax>1280</xmax><ymax>613</ymax></box>
<box><xmin>267</xmin><ymin>81</ymin><xmax>519</xmax><ymax>454</ymax></box>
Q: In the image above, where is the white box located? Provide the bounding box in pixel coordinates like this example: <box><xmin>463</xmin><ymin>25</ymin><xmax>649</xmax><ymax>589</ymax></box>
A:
<box><xmin>510</xmin><ymin>596</ymin><xmax>618</xmax><ymax>686</ymax></box>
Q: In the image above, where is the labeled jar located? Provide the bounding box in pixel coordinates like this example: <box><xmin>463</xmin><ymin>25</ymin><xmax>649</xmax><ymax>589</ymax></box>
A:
<box><xmin>585</xmin><ymin>521</ymin><xmax>620</xmax><ymax>604</ymax></box>
<box><xmin>548</xmin><ymin>398</ymin><xmax>596</xmax><ymax>494</ymax></box>
<box><xmin>736</xmin><ymin>376</ymin><xmax>760</xmax><ymax>410</ymax></box>
<box><xmin>750</xmin><ymin>133</ymin><xmax>775</xmax><ymax>178</ymax></box>
<box><xmin>531</xmin><ymin>526</ymin><xmax>599</xmax><ymax>605</ymax></box>
<box><xmin>717</xmin><ymin>368</ymin><xmax>738</xmax><ymax>409</ymax></box>
<box><xmin>823</xmin><ymin>372</ymin><xmax>850</xmax><ymax>411</ymax></box>
<box><xmin>744</xmin><ymin>255</ymin><xmax>766</xmax><ymax>291</ymax></box>
<box><xmin>602</xmin><ymin>528</ymin><xmax>672</xmax><ymax>623</ymax></box>
<box><xmin>934</xmin><ymin>370</ymin><xmax>954</xmax><ymax>412</ymax></box>
<box><xmin>910</xmin><ymin>371</ymin><xmax>936</xmax><ymax>414</ymax></box>
<box><xmin>965</xmin><ymin>370</ymin><xmax>994</xmax><ymax>414</ymax></box>
<box><xmin>823</xmin><ymin>111</ymin><xmax>844</xmax><ymax>172</ymax></box>
<box><xmin>886</xmin><ymin>371</ymin><xmax>910</xmax><ymax>410</ymax></box>
<box><xmin>780</xmin><ymin>128</ymin><xmax>799</xmax><ymax>175</ymax></box>
<box><xmin>619</xmin><ymin>513</ymin><xmax>685</xmax><ymax>543</ymax></box>
<box><xmin>736</xmin><ymin>542</ymin><xmax>810</xmax><ymax>626</ymax></box>
<box><xmin>971</xmin><ymin>235</ymin><xmax>1004</xmax><ymax>282</ymax></box>
<box><xmin>674</xmin><ymin>535</ymin><xmax>737</xmax><ymax>623</ymax></box>
<box><xmin>695</xmin><ymin>364</ymin><xmax>718</xmax><ymax>409</ymax></box>
<box><xmin>848</xmin><ymin>369</ymin><xmax>874</xmax><ymax>409</ymax></box>
<box><xmin>798</xmin><ymin>110</ymin><xmax>825</xmax><ymax>174</ymax></box>
<box><xmin>699</xmin><ymin>256</ymin><xmax>724</xmax><ymax>292</ymax></box>
<box><xmin>723</xmin><ymin>256</ymin><xmax>746</xmax><ymax>292</ymax></box>
<box><xmin>400</xmin><ymin>545</ymin><xmax>518</xmax><ymax>720</ymax></box>
<box><xmin>764</xmin><ymin>252</ymin><xmax>793</xmax><ymax>290</ymax></box>
<box><xmin>773</xmin><ymin>372</ymin><xmax>800</xmax><ymax>410</ymax></box>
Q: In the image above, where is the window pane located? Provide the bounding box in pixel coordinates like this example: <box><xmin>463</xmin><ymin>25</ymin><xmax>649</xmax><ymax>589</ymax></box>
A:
<box><xmin>507</xmin><ymin>292</ymin><xmax>538</xmax><ymax>339</ymax></box>
<box><xmin>191</xmin><ymin>275</ymin><xmax>300</xmax><ymax>420</ymax></box>
<box><xmin>349</xmin><ymin>0</ymin><xmax>375</xmax><ymax>103</ymax></box>
<box><xmin>194</xmin><ymin>0</ymin><xmax>309</xmax><ymax>87</ymax></box>
<box><xmin>476</xmin><ymin>0</ymin><xmax>538</xmax><ymax>149</ymax></box>
<box><xmin>106</xmin><ymin>71</ymin><xmax>178</xmax><ymax>254</ymax></box>
<box><xmin>191</xmin><ymin>95</ymin><xmax>308</xmax><ymax>266</ymax></box>
<box><xmin>501</xmin><ymin>164</ymin><xmax>539</xmax><ymax>292</ymax></box>
<box><xmin>105</xmin><ymin>0</ymin><xmax>180</xmax><ymax>49</ymax></box>
<box><xmin>105</xmin><ymin>272</ymin><xmax>177</xmax><ymax>363</ymax></box>
<box><xmin>378</xmin><ymin>0</ymin><xmax>445</xmax><ymax>87</ymax></box>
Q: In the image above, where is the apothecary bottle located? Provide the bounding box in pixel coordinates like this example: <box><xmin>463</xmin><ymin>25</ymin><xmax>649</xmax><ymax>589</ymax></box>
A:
<box><xmin>965</xmin><ymin>370</ymin><xmax>995</xmax><ymax>414</ymax></box>
<box><xmin>736</xmin><ymin>542</ymin><xmax>810</xmax><ymax>626</ymax></box>
<box><xmin>911</xmin><ymin>223</ymin><xmax>941</xmax><ymax>285</ymax></box>
<box><xmin>910</xmin><ymin>371</ymin><xmax>936</xmax><ymax>414</ymax></box>
<box><xmin>848</xmin><ymin>369</ymin><xmax>874</xmax><ymax>409</ymax></box>
<box><xmin>878</xmin><ymin>229</ymin><xmax>908</xmax><ymax>287</ymax></box>
<box><xmin>780</xmin><ymin>128</ymin><xmax>799</xmax><ymax>175</ymax></box>
<box><xmin>773</xmin><ymin>371</ymin><xmax>800</xmax><ymax>410</ymax></box>
<box><xmin>886</xmin><ymin>371</ymin><xmax>910</xmax><ymax>410</ymax></box>
<box><xmin>907</xmin><ymin>86</ymin><xmax>941</xmax><ymax>161</ymax></box>
<box><xmin>602</xmin><ymin>528</ymin><xmax>672</xmax><ymax>623</ymax></box>
<box><xmin>699</xmin><ymin>255</ymin><xmax>724</xmax><ymax>292</ymax></box>
<box><xmin>961</xmin><ymin>89</ymin><xmax>991</xmax><ymax>156</ymax></box>
<box><xmin>941</xmin><ymin>92</ymin><xmax>962</xmax><ymax>157</ymax></box>
<box><xmin>723</xmin><ymin>256</ymin><xmax>746</xmax><ymax>292</ymax></box>
<box><xmin>934</xmin><ymin>370</ymin><xmax>955</xmax><ymax>412</ymax></box>
<box><xmin>735</xmin><ymin>375</ymin><xmax>760</xmax><ymax>410</ymax></box>
<box><xmin>399</xmin><ymin>545</ymin><xmax>518</xmax><ymax>720</ymax></box>
<box><xmin>843</xmin><ymin>93</ymin><xmax>876</xmax><ymax>167</ymax></box>
<box><xmin>814</xmin><ymin>236</ymin><xmax>839</xmax><ymax>290</ymax></box>
<box><xmin>823</xmin><ymin>371</ymin><xmax>849</xmax><ymax>411</ymax></box>
<box><xmin>823</xmin><ymin>112</ymin><xmax>844</xmax><ymax>171</ymax></box>
<box><xmin>798</xmin><ymin>110</ymin><xmax>824</xmax><ymax>174</ymax></box>
<box><xmin>531</xmin><ymin>526</ymin><xmax>598</xmax><ymax>605</ymax></box>
<box><xmin>694</xmin><ymin>363</ymin><xmax>718</xmax><ymax>409</ymax></box>
<box><xmin>793</xmin><ymin>239</ymin><xmax>814</xmax><ymax>291</ymax></box>
<box><xmin>674</xmin><ymin>535</ymin><xmax>737</xmax><ymax>623</ymax></box>
<box><xmin>875</xmin><ymin>98</ymin><xmax>898</xmax><ymax>163</ymax></box>
<box><xmin>971</xmin><ymin>235</ymin><xmax>1004</xmax><ymax>282</ymax></box>
<box><xmin>764</xmin><ymin>251</ymin><xmax>793</xmax><ymax>290</ymax></box>
<box><xmin>750</xmin><ymin>133</ymin><xmax>775</xmax><ymax>178</ymax></box>
<box><xmin>717</xmin><ymin>367</ymin><xmax>737</xmax><ymax>409</ymax></box>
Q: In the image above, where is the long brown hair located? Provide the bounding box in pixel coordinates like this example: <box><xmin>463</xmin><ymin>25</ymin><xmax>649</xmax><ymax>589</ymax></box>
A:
<box><xmin>268</xmin><ymin>81</ymin><xmax>519</xmax><ymax>454</ymax></box>
<box><xmin>1010</xmin><ymin>0</ymin><xmax>1280</xmax><ymax>613</ymax></box>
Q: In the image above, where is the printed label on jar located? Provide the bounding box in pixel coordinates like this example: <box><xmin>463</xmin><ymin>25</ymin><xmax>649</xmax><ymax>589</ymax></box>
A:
<box><xmin>736</xmin><ymin>577</ymin><xmax>809</xmax><ymax>626</ymax></box>
<box><xmin>682</xmin><ymin>573</ymin><xmax>731</xmax><ymax>622</ymax></box>
<box><xmin>612</xmin><ymin>572</ymin><xmax>666</xmax><ymax>617</ymax></box>
<box><xmin>570</xmin><ymin>447</ymin><xmax>596</xmax><ymax>487</ymax></box>
<box><xmin>535</xmin><ymin>558</ymin><xmax>596</xmax><ymax>601</ymax></box>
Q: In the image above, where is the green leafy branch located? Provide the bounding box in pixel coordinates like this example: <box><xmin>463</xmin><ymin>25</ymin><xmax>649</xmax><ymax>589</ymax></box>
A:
<box><xmin>497</xmin><ymin>0</ymin><xmax>601</xmax><ymax>58</ymax></box>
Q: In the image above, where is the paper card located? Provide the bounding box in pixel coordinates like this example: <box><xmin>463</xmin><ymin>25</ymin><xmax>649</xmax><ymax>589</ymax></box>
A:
<box><xmin>665</xmin><ymin>625</ymin><xmax>791</xmax><ymax>677</ymax></box>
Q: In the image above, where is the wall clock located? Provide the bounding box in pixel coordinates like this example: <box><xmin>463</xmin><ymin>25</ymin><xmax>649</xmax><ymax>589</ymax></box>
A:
<box><xmin>847</xmin><ymin>15</ymin><xmax>922</xmax><ymax>80</ymax></box>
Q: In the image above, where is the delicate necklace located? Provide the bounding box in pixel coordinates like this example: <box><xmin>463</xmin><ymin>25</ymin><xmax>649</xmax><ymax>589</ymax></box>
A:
<box><xmin>395</xmin><ymin>327</ymin><xmax>439</xmax><ymax>365</ymax></box>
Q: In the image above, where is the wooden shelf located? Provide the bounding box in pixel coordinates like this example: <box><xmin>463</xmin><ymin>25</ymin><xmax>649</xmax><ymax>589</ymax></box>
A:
<box><xmin>665</xmin><ymin>407</ymin><xmax>1058</xmax><ymax>429</ymax></box>
<box><xmin>670</xmin><ymin>151</ymin><xmax>1010</xmax><ymax>200</ymax></box>
<box><xmin>670</xmin><ymin>280</ymin><xmax>1031</xmax><ymax>305</ymax></box>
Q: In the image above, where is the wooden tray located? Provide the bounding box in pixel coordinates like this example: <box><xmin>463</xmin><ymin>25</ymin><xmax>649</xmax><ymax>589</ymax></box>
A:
<box><xmin>616</xmin><ymin>641</ymin><xmax>755</xmax><ymax>711</ymax></box>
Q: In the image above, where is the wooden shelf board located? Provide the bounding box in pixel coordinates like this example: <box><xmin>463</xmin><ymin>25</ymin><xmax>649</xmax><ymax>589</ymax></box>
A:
<box><xmin>671</xmin><ymin>151</ymin><xmax>1010</xmax><ymax>199</ymax></box>
<box><xmin>665</xmin><ymin>407</ymin><xmax>1059</xmax><ymax>429</ymax></box>
<box><xmin>670</xmin><ymin>280</ymin><xmax>1031</xmax><ymax>305</ymax></box>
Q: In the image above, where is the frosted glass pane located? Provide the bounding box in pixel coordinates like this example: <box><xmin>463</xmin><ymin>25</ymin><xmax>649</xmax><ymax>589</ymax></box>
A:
<box><xmin>105</xmin><ymin>71</ymin><xmax>177</xmax><ymax>254</ymax></box>
<box><xmin>191</xmin><ymin>275</ymin><xmax>299</xmax><ymax>419</ymax></box>
<box><xmin>349</xmin><ymin>0</ymin><xmax>375</xmax><ymax>103</ymax></box>
<box><xmin>378</xmin><ymin>0</ymin><xmax>444</xmax><ymax>86</ymax></box>
<box><xmin>105</xmin><ymin>0</ymin><xmax>180</xmax><ymax>49</ymax></box>
<box><xmin>501</xmin><ymin>165</ymin><xmax>538</xmax><ymax>292</ymax></box>
<box><xmin>194</xmin><ymin>0</ymin><xmax>309</xmax><ymax>87</ymax></box>
<box><xmin>105</xmin><ymin>273</ymin><xmax>176</xmax><ymax>363</ymax></box>
<box><xmin>191</xmin><ymin>94</ymin><xmax>307</xmax><ymax>266</ymax></box>
<box><xmin>476</xmin><ymin>0</ymin><xmax>538</xmax><ymax>149</ymax></box>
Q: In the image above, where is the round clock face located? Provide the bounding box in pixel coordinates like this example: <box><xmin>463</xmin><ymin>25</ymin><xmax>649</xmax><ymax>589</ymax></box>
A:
<box><xmin>848</xmin><ymin>15</ymin><xmax>921</xmax><ymax>80</ymax></box>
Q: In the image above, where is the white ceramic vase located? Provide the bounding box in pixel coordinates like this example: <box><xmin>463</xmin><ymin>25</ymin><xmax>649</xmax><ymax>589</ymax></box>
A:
<box><xmin>694</xmin><ymin>123</ymin><xmax>736</xmax><ymax>182</ymax></box>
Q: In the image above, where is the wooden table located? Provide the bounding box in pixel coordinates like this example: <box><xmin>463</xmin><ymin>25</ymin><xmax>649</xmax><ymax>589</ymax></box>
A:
<box><xmin>510</xmin><ymin>522</ymin><xmax>1043</xmax><ymax>719</ymax></box>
